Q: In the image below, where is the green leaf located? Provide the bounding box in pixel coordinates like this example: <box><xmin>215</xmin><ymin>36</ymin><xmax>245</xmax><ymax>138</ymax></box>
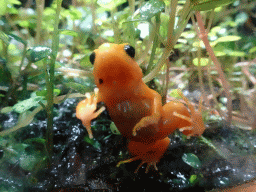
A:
<box><xmin>214</xmin><ymin>51</ymin><xmax>226</xmax><ymax>56</ymax></box>
<box><xmin>209</xmin><ymin>26</ymin><xmax>221</xmax><ymax>36</ymax></box>
<box><xmin>225</xmin><ymin>51</ymin><xmax>245</xmax><ymax>57</ymax></box>
<box><xmin>193</xmin><ymin>58</ymin><xmax>209</xmax><ymax>66</ymax></box>
<box><xmin>12</xmin><ymin>96</ymin><xmax>43</xmax><ymax>113</ymax></box>
<box><xmin>97</xmin><ymin>0</ymin><xmax>126</xmax><ymax>10</ymax></box>
<box><xmin>122</xmin><ymin>18</ymin><xmax>136</xmax><ymax>45</ymax></box>
<box><xmin>189</xmin><ymin>175</ymin><xmax>197</xmax><ymax>184</ymax></box>
<box><xmin>229</xmin><ymin>77</ymin><xmax>241</xmax><ymax>82</ymax></box>
<box><xmin>3</xmin><ymin>143</ymin><xmax>28</xmax><ymax>164</ymax></box>
<box><xmin>0</xmin><ymin>0</ymin><xmax>7</xmax><ymax>16</ymax></box>
<box><xmin>0</xmin><ymin>30</ymin><xmax>10</xmax><ymax>45</ymax></box>
<box><xmin>216</xmin><ymin>35</ymin><xmax>241</xmax><ymax>43</ymax></box>
<box><xmin>169</xmin><ymin>89</ymin><xmax>182</xmax><ymax>98</ymax></box>
<box><xmin>110</xmin><ymin>122</ymin><xmax>121</xmax><ymax>135</ymax></box>
<box><xmin>24</xmin><ymin>138</ymin><xmax>46</xmax><ymax>147</ymax></box>
<box><xmin>24</xmin><ymin>138</ymin><xmax>46</xmax><ymax>153</ymax></box>
<box><xmin>12</xmin><ymin>143</ymin><xmax>28</xmax><ymax>154</ymax></box>
<box><xmin>131</xmin><ymin>0</ymin><xmax>165</xmax><ymax>21</ymax></box>
<box><xmin>193</xmin><ymin>40</ymin><xmax>205</xmax><ymax>48</ymax></box>
<box><xmin>249</xmin><ymin>46</ymin><xmax>256</xmax><ymax>54</ymax></box>
<box><xmin>211</xmin><ymin>36</ymin><xmax>241</xmax><ymax>47</ymax></box>
<box><xmin>26</xmin><ymin>46</ymin><xmax>52</xmax><ymax>62</ymax></box>
<box><xmin>18</xmin><ymin>20</ymin><xmax>30</xmax><ymax>28</ymax></box>
<box><xmin>181</xmin><ymin>31</ymin><xmax>196</xmax><ymax>39</ymax></box>
<box><xmin>84</xmin><ymin>136</ymin><xmax>102</xmax><ymax>150</ymax></box>
<box><xmin>235</xmin><ymin>12</ymin><xmax>248</xmax><ymax>25</ymax></box>
<box><xmin>182</xmin><ymin>153</ymin><xmax>202</xmax><ymax>169</ymax></box>
<box><xmin>36</xmin><ymin>89</ymin><xmax>61</xmax><ymax>97</ymax></box>
<box><xmin>55</xmin><ymin>61</ymin><xmax>63</xmax><ymax>68</ymax></box>
<box><xmin>62</xmin><ymin>6</ymin><xmax>82</xmax><ymax>20</ymax></box>
<box><xmin>19</xmin><ymin>138</ymin><xmax>47</xmax><ymax>172</ymax></box>
<box><xmin>54</xmin><ymin>89</ymin><xmax>61</xmax><ymax>96</ymax></box>
<box><xmin>0</xmin><ymin>137</ymin><xmax>8</xmax><ymax>147</ymax></box>
<box><xmin>59</xmin><ymin>29</ymin><xmax>78</xmax><ymax>37</ymax></box>
<box><xmin>189</xmin><ymin>174</ymin><xmax>203</xmax><ymax>185</ymax></box>
<box><xmin>0</xmin><ymin>107</ymin><xmax>43</xmax><ymax>136</ymax></box>
<box><xmin>8</xmin><ymin>33</ymin><xmax>27</xmax><ymax>45</ymax></box>
<box><xmin>1</xmin><ymin>106</ymin><xmax>13</xmax><ymax>114</ymax></box>
<box><xmin>19</xmin><ymin>153</ymin><xmax>45</xmax><ymax>171</ymax></box>
<box><xmin>174</xmin><ymin>44</ymin><xmax>183</xmax><ymax>49</ymax></box>
<box><xmin>65</xmin><ymin>82</ymin><xmax>91</xmax><ymax>94</ymax></box>
<box><xmin>8</xmin><ymin>0</ymin><xmax>21</xmax><ymax>5</ymax></box>
<box><xmin>191</xmin><ymin>0</ymin><xmax>236</xmax><ymax>11</ymax></box>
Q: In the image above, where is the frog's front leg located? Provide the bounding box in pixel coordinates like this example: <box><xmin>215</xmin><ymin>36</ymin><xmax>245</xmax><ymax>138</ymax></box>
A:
<box><xmin>76</xmin><ymin>88</ymin><xmax>105</xmax><ymax>139</ymax></box>
<box><xmin>132</xmin><ymin>91</ymin><xmax>162</xmax><ymax>136</ymax></box>
<box><xmin>132</xmin><ymin>113</ymin><xmax>161</xmax><ymax>136</ymax></box>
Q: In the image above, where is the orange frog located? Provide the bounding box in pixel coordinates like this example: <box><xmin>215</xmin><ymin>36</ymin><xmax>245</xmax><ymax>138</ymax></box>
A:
<box><xmin>76</xmin><ymin>43</ymin><xmax>205</xmax><ymax>173</ymax></box>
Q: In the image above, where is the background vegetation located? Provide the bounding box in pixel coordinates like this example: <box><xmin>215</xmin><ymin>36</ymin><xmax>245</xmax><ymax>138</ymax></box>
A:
<box><xmin>0</xmin><ymin>0</ymin><xmax>256</xmax><ymax>191</ymax></box>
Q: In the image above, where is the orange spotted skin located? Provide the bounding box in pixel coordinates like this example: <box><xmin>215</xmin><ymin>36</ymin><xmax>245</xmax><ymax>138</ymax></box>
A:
<box><xmin>76</xmin><ymin>43</ymin><xmax>205</xmax><ymax>173</ymax></box>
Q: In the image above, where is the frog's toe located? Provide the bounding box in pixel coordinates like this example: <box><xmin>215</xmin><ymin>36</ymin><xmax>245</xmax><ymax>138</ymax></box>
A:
<box><xmin>135</xmin><ymin>161</ymin><xmax>158</xmax><ymax>173</ymax></box>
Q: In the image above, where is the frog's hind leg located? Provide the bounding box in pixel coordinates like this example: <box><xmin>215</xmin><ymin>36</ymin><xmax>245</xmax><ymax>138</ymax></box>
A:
<box><xmin>118</xmin><ymin>138</ymin><xmax>170</xmax><ymax>173</ymax></box>
<box><xmin>155</xmin><ymin>100</ymin><xmax>191</xmax><ymax>140</ymax></box>
<box><xmin>173</xmin><ymin>90</ymin><xmax>205</xmax><ymax>138</ymax></box>
<box><xmin>116</xmin><ymin>156</ymin><xmax>140</xmax><ymax>168</ymax></box>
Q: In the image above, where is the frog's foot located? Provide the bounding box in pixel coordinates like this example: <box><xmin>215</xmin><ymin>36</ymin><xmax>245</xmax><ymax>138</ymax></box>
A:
<box><xmin>173</xmin><ymin>112</ymin><xmax>193</xmax><ymax>138</ymax></box>
<box><xmin>116</xmin><ymin>157</ymin><xmax>139</xmax><ymax>168</ymax></box>
<box><xmin>76</xmin><ymin>88</ymin><xmax>105</xmax><ymax>139</ymax></box>
<box><xmin>132</xmin><ymin>115</ymin><xmax>160</xmax><ymax>136</ymax></box>
<box><xmin>116</xmin><ymin>157</ymin><xmax>158</xmax><ymax>173</ymax></box>
<box><xmin>135</xmin><ymin>161</ymin><xmax>158</xmax><ymax>173</ymax></box>
<box><xmin>174</xmin><ymin>90</ymin><xmax>205</xmax><ymax>138</ymax></box>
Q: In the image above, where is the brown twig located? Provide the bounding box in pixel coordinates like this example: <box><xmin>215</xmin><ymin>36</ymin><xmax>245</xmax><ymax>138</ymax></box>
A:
<box><xmin>195</xmin><ymin>11</ymin><xmax>232</xmax><ymax>125</ymax></box>
<box><xmin>195</xmin><ymin>32</ymin><xmax>210</xmax><ymax>108</ymax></box>
<box><xmin>241</xmin><ymin>58</ymin><xmax>256</xmax><ymax>86</ymax></box>
<box><xmin>206</xmin><ymin>64</ymin><xmax>225</xmax><ymax>118</ymax></box>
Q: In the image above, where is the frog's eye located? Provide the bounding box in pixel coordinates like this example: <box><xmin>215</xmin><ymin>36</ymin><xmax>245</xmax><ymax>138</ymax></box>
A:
<box><xmin>124</xmin><ymin>45</ymin><xmax>135</xmax><ymax>58</ymax></box>
<box><xmin>90</xmin><ymin>52</ymin><xmax>95</xmax><ymax>64</ymax></box>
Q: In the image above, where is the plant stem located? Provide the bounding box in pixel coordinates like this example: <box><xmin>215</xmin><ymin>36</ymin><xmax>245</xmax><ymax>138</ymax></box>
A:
<box><xmin>206</xmin><ymin>61</ymin><xmax>224</xmax><ymax>117</ymax></box>
<box><xmin>206</xmin><ymin>9</ymin><xmax>215</xmax><ymax>33</ymax></box>
<box><xmin>128</xmin><ymin>0</ymin><xmax>135</xmax><ymax>14</ymax></box>
<box><xmin>195</xmin><ymin>11</ymin><xmax>232</xmax><ymax>125</ymax></box>
<box><xmin>162</xmin><ymin>60</ymin><xmax>170</xmax><ymax>105</ymax></box>
<box><xmin>146</xmin><ymin>13</ymin><xmax>161</xmax><ymax>74</ymax></box>
<box><xmin>196</xmin><ymin>43</ymin><xmax>210</xmax><ymax>108</ymax></box>
<box><xmin>46</xmin><ymin>0</ymin><xmax>63</xmax><ymax>163</ymax></box>
<box><xmin>143</xmin><ymin>47</ymin><xmax>170</xmax><ymax>83</ymax></box>
<box><xmin>176</xmin><ymin>0</ymin><xmax>190</xmax><ymax>29</ymax></box>
<box><xmin>111</xmin><ymin>8</ymin><xmax>121</xmax><ymax>44</ymax></box>
<box><xmin>19</xmin><ymin>44</ymin><xmax>27</xmax><ymax>73</ymax></box>
<box><xmin>90</xmin><ymin>0</ymin><xmax>97</xmax><ymax>35</ymax></box>
<box><xmin>166</xmin><ymin>0</ymin><xmax>178</xmax><ymax>49</ymax></box>
<box><xmin>35</xmin><ymin>0</ymin><xmax>45</xmax><ymax>45</ymax></box>
<box><xmin>21</xmin><ymin>74</ymin><xmax>28</xmax><ymax>99</ymax></box>
<box><xmin>126</xmin><ymin>0</ymin><xmax>135</xmax><ymax>46</ymax></box>
<box><xmin>143</xmin><ymin>0</ymin><xmax>178</xmax><ymax>82</ymax></box>
<box><xmin>143</xmin><ymin>0</ymin><xmax>191</xmax><ymax>83</ymax></box>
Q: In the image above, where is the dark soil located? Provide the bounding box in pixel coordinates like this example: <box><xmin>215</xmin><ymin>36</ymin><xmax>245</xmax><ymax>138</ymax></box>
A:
<box><xmin>0</xmin><ymin>98</ymin><xmax>255</xmax><ymax>192</ymax></box>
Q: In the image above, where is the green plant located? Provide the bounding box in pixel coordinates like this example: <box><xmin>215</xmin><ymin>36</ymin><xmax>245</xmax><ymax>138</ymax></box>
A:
<box><xmin>0</xmin><ymin>0</ymin><xmax>255</xmax><ymax>190</ymax></box>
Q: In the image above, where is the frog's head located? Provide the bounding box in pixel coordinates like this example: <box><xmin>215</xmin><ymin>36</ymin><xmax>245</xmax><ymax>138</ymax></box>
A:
<box><xmin>90</xmin><ymin>43</ymin><xmax>143</xmax><ymax>91</ymax></box>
